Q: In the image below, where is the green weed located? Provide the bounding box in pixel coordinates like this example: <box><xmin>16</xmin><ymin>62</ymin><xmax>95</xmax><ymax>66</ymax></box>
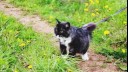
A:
<box><xmin>0</xmin><ymin>12</ymin><xmax>80</xmax><ymax>72</ymax></box>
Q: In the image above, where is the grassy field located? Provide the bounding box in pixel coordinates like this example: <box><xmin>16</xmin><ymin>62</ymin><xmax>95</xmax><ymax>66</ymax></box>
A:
<box><xmin>0</xmin><ymin>12</ymin><xmax>80</xmax><ymax>72</ymax></box>
<box><xmin>7</xmin><ymin>0</ymin><xmax>127</xmax><ymax>61</ymax></box>
<box><xmin>1</xmin><ymin>0</ymin><xmax>127</xmax><ymax>71</ymax></box>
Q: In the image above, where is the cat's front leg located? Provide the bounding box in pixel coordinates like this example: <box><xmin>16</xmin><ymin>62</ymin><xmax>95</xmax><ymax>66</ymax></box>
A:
<box><xmin>60</xmin><ymin>44</ymin><xmax>70</xmax><ymax>58</ymax></box>
<box><xmin>69</xmin><ymin>48</ymin><xmax>76</xmax><ymax>57</ymax></box>
<box><xmin>60</xmin><ymin>44</ymin><xmax>67</xmax><ymax>55</ymax></box>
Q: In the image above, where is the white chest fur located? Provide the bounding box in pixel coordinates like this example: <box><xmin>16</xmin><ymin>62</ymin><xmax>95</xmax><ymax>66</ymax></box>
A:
<box><xmin>56</xmin><ymin>35</ymin><xmax>72</xmax><ymax>54</ymax></box>
<box><xmin>56</xmin><ymin>35</ymin><xmax>71</xmax><ymax>45</ymax></box>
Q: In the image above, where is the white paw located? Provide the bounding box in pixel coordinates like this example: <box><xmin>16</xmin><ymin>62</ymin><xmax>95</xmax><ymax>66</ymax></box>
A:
<box><xmin>61</xmin><ymin>55</ymin><xmax>68</xmax><ymax>59</ymax></box>
<box><xmin>81</xmin><ymin>53</ymin><xmax>89</xmax><ymax>61</ymax></box>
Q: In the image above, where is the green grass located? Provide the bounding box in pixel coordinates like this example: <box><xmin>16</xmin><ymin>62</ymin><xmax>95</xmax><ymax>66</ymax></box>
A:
<box><xmin>0</xmin><ymin>12</ymin><xmax>80</xmax><ymax>72</ymax></box>
<box><xmin>7</xmin><ymin>0</ymin><xmax>127</xmax><ymax>62</ymax></box>
<box><xmin>1</xmin><ymin>0</ymin><xmax>127</xmax><ymax>71</ymax></box>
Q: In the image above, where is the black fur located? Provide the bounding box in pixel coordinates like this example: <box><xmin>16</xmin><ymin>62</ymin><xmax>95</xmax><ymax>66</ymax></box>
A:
<box><xmin>60</xmin><ymin>44</ymin><xmax>67</xmax><ymax>55</ymax></box>
<box><xmin>54</xmin><ymin>19</ymin><xmax>96</xmax><ymax>56</ymax></box>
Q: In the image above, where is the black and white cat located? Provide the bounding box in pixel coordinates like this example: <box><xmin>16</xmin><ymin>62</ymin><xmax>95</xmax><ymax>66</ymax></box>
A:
<box><xmin>54</xmin><ymin>19</ymin><xmax>96</xmax><ymax>60</ymax></box>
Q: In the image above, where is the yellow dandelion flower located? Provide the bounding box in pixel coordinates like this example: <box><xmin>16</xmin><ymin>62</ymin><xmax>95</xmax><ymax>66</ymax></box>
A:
<box><xmin>27</xmin><ymin>40</ymin><xmax>31</xmax><ymax>43</ymax></box>
<box><xmin>34</xmin><ymin>4</ymin><xmax>36</xmax><ymax>6</ymax></box>
<box><xmin>14</xmin><ymin>70</ymin><xmax>18</xmax><ymax>72</ymax></box>
<box><xmin>109</xmin><ymin>8</ymin><xmax>112</xmax><ymax>11</ymax></box>
<box><xmin>49</xmin><ymin>16</ymin><xmax>53</xmax><ymax>19</ymax></box>
<box><xmin>3</xmin><ymin>16</ymin><xmax>7</xmax><ymax>20</ymax></box>
<box><xmin>78</xmin><ymin>19</ymin><xmax>82</xmax><ymax>22</ymax></box>
<box><xmin>17</xmin><ymin>38</ymin><xmax>20</xmax><ymax>42</ymax></box>
<box><xmin>96</xmin><ymin>12</ymin><xmax>99</xmax><ymax>15</ymax></box>
<box><xmin>96</xmin><ymin>0</ymin><xmax>99</xmax><ymax>4</ymax></box>
<box><xmin>17</xmin><ymin>38</ymin><xmax>23</xmax><ymax>42</ymax></box>
<box><xmin>84</xmin><ymin>8</ymin><xmax>89</xmax><ymax>12</ymax></box>
<box><xmin>95</xmin><ymin>9</ymin><xmax>99</xmax><ymax>11</ymax></box>
<box><xmin>89</xmin><ymin>0</ymin><xmax>94</xmax><ymax>4</ymax></box>
<box><xmin>9</xmin><ymin>30</ymin><xmax>13</xmax><ymax>33</ymax></box>
<box><xmin>91</xmin><ymin>13</ymin><xmax>96</xmax><ymax>17</ymax></box>
<box><xmin>104</xmin><ymin>5</ymin><xmax>109</xmax><ymax>9</ymax></box>
<box><xmin>123</xmin><ymin>21</ymin><xmax>127</xmax><ymax>24</ymax></box>
<box><xmin>67</xmin><ymin>69</ymin><xmax>72</xmax><ymax>72</ymax></box>
<box><xmin>85</xmin><ymin>3</ymin><xmax>89</xmax><ymax>6</ymax></box>
<box><xmin>28</xmin><ymin>65</ymin><xmax>32</xmax><ymax>69</ymax></box>
<box><xmin>19</xmin><ymin>43</ymin><xmax>26</xmax><ymax>47</ymax></box>
<box><xmin>104</xmin><ymin>30</ymin><xmax>110</xmax><ymax>35</ymax></box>
<box><xmin>122</xmin><ymin>49</ymin><xmax>126</xmax><ymax>53</ymax></box>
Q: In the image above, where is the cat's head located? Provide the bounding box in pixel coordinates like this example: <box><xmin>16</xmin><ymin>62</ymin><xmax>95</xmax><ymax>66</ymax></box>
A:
<box><xmin>54</xmin><ymin>19</ymin><xmax>71</xmax><ymax>37</ymax></box>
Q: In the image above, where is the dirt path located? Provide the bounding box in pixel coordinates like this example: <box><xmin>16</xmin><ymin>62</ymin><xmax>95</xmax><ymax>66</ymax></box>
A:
<box><xmin>0</xmin><ymin>1</ymin><xmax>120</xmax><ymax>72</ymax></box>
<box><xmin>0</xmin><ymin>1</ymin><xmax>54</xmax><ymax>33</ymax></box>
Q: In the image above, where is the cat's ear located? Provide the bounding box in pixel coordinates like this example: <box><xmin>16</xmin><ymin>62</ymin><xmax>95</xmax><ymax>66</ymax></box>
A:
<box><xmin>56</xmin><ymin>19</ymin><xmax>61</xmax><ymax>24</ymax></box>
<box><xmin>65</xmin><ymin>22</ymin><xmax>70</xmax><ymax>29</ymax></box>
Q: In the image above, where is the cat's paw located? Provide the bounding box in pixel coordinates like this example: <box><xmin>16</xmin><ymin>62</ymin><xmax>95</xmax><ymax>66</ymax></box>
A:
<box><xmin>61</xmin><ymin>55</ymin><xmax>68</xmax><ymax>59</ymax></box>
<box><xmin>81</xmin><ymin>53</ymin><xmax>89</xmax><ymax>61</ymax></box>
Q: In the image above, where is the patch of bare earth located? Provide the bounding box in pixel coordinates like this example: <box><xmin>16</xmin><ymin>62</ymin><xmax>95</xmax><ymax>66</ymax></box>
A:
<box><xmin>78</xmin><ymin>49</ymin><xmax>120</xmax><ymax>72</ymax></box>
<box><xmin>0</xmin><ymin>1</ymin><xmax>53</xmax><ymax>34</ymax></box>
<box><xmin>0</xmin><ymin>1</ymin><xmax>121</xmax><ymax>72</ymax></box>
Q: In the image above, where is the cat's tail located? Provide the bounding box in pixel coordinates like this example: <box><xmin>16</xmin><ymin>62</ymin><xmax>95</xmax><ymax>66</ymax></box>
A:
<box><xmin>82</xmin><ymin>22</ymin><xmax>96</xmax><ymax>38</ymax></box>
